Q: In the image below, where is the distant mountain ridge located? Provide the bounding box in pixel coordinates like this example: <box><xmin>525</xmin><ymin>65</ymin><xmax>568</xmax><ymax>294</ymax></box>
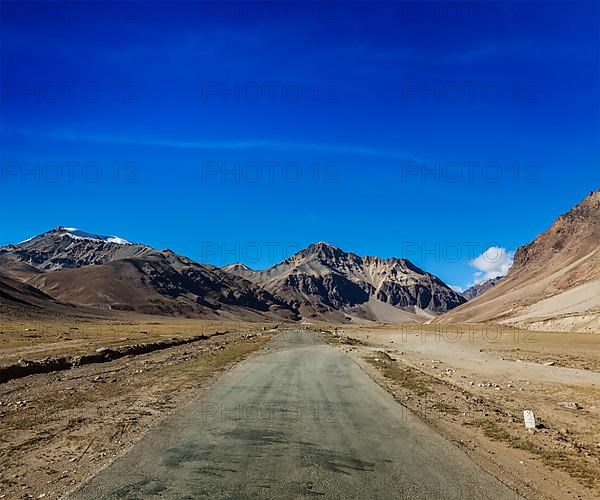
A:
<box><xmin>0</xmin><ymin>228</ymin><xmax>298</xmax><ymax>321</ymax></box>
<box><xmin>226</xmin><ymin>241</ymin><xmax>466</xmax><ymax>322</ymax></box>
<box><xmin>0</xmin><ymin>230</ymin><xmax>464</xmax><ymax>323</ymax></box>
<box><xmin>462</xmin><ymin>276</ymin><xmax>503</xmax><ymax>301</ymax></box>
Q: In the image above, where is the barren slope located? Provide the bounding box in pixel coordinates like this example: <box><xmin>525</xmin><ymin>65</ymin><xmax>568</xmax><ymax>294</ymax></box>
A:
<box><xmin>436</xmin><ymin>190</ymin><xmax>600</xmax><ymax>332</ymax></box>
<box><xmin>26</xmin><ymin>251</ymin><xmax>298</xmax><ymax>321</ymax></box>
<box><xmin>0</xmin><ymin>273</ymin><xmax>85</xmax><ymax>318</ymax></box>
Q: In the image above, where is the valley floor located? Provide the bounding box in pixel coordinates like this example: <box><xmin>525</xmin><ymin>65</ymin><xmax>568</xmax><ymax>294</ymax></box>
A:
<box><xmin>322</xmin><ymin>323</ymin><xmax>600</xmax><ymax>499</ymax></box>
<box><xmin>0</xmin><ymin>320</ymin><xmax>598</xmax><ymax>499</ymax></box>
<box><xmin>0</xmin><ymin>321</ymin><xmax>272</xmax><ymax>499</ymax></box>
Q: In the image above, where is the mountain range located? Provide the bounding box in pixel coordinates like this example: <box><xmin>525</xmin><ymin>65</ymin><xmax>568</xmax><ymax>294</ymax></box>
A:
<box><xmin>226</xmin><ymin>242</ymin><xmax>465</xmax><ymax>323</ymax></box>
<box><xmin>0</xmin><ymin>227</ymin><xmax>464</xmax><ymax>323</ymax></box>
<box><xmin>1</xmin><ymin>189</ymin><xmax>598</xmax><ymax>331</ymax></box>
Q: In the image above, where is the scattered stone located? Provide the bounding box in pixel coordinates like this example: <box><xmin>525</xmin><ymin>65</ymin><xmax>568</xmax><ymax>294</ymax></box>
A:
<box><xmin>543</xmin><ymin>361</ymin><xmax>556</xmax><ymax>366</ymax></box>
<box><xmin>558</xmin><ymin>401</ymin><xmax>582</xmax><ymax>410</ymax></box>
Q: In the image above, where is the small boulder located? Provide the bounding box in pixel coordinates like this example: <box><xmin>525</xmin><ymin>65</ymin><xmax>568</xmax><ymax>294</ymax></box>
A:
<box><xmin>558</xmin><ymin>401</ymin><xmax>582</xmax><ymax>410</ymax></box>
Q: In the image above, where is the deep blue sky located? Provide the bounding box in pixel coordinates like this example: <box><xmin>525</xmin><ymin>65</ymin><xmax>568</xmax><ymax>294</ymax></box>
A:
<box><xmin>1</xmin><ymin>1</ymin><xmax>599</xmax><ymax>290</ymax></box>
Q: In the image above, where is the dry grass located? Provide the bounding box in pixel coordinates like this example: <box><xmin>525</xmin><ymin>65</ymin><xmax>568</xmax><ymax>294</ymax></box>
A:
<box><xmin>150</xmin><ymin>338</ymin><xmax>268</xmax><ymax>380</ymax></box>
<box><xmin>365</xmin><ymin>352</ymin><xmax>432</xmax><ymax>397</ymax></box>
<box><xmin>318</xmin><ymin>330</ymin><xmax>341</xmax><ymax>345</ymax></box>
<box><xmin>430</xmin><ymin>402</ymin><xmax>459</xmax><ymax>415</ymax></box>
<box><xmin>0</xmin><ymin>318</ymin><xmax>274</xmax><ymax>364</ymax></box>
<box><xmin>465</xmin><ymin>418</ymin><xmax>598</xmax><ymax>488</ymax></box>
<box><xmin>465</xmin><ymin>419</ymin><xmax>539</xmax><ymax>453</ymax></box>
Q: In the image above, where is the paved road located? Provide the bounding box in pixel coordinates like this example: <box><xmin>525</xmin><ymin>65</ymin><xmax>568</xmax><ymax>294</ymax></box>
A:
<box><xmin>72</xmin><ymin>330</ymin><xmax>521</xmax><ymax>499</ymax></box>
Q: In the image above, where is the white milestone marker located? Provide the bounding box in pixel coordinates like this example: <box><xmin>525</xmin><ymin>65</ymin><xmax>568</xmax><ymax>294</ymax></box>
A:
<box><xmin>523</xmin><ymin>410</ymin><xmax>536</xmax><ymax>429</ymax></box>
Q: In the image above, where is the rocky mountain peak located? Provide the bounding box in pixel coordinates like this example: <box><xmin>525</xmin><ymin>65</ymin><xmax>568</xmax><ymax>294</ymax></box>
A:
<box><xmin>247</xmin><ymin>242</ymin><xmax>465</xmax><ymax>319</ymax></box>
<box><xmin>462</xmin><ymin>276</ymin><xmax>503</xmax><ymax>301</ymax></box>
<box><xmin>224</xmin><ymin>263</ymin><xmax>253</xmax><ymax>271</ymax></box>
<box><xmin>1</xmin><ymin>227</ymin><xmax>152</xmax><ymax>272</ymax></box>
<box><xmin>300</xmin><ymin>242</ymin><xmax>347</xmax><ymax>260</ymax></box>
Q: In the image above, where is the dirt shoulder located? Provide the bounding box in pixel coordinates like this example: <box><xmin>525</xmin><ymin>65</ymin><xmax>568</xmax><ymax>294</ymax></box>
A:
<box><xmin>319</xmin><ymin>326</ymin><xmax>600</xmax><ymax>500</ymax></box>
<box><xmin>0</xmin><ymin>327</ymin><xmax>272</xmax><ymax>499</ymax></box>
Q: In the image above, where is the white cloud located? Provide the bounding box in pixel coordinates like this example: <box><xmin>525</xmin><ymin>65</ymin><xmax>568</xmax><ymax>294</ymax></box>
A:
<box><xmin>450</xmin><ymin>285</ymin><xmax>464</xmax><ymax>293</ymax></box>
<box><xmin>469</xmin><ymin>246</ymin><xmax>514</xmax><ymax>285</ymax></box>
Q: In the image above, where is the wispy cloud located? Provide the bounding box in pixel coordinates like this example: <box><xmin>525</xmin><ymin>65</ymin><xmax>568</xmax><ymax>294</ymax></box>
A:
<box><xmin>23</xmin><ymin>129</ymin><xmax>420</xmax><ymax>161</ymax></box>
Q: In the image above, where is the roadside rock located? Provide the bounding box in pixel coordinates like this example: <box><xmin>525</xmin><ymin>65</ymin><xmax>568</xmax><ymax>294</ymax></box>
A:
<box><xmin>558</xmin><ymin>401</ymin><xmax>583</xmax><ymax>410</ymax></box>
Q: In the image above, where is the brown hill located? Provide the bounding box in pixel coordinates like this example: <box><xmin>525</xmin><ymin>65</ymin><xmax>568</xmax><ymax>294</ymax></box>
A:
<box><xmin>0</xmin><ymin>273</ymin><xmax>83</xmax><ymax>318</ymax></box>
<box><xmin>26</xmin><ymin>251</ymin><xmax>298</xmax><ymax>321</ymax></box>
<box><xmin>436</xmin><ymin>190</ymin><xmax>600</xmax><ymax>332</ymax></box>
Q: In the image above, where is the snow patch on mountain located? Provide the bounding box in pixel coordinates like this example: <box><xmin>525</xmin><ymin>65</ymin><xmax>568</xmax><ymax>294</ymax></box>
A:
<box><xmin>61</xmin><ymin>227</ymin><xmax>131</xmax><ymax>245</ymax></box>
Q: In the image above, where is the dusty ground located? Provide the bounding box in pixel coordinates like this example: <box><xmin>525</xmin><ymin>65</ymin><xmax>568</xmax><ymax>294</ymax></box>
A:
<box><xmin>2</xmin><ymin>319</ymin><xmax>599</xmax><ymax>499</ymax></box>
<box><xmin>0</xmin><ymin>321</ymin><xmax>274</xmax><ymax>499</ymax></box>
<box><xmin>0</xmin><ymin>318</ymin><xmax>272</xmax><ymax>365</ymax></box>
<box><xmin>317</xmin><ymin>323</ymin><xmax>600</xmax><ymax>500</ymax></box>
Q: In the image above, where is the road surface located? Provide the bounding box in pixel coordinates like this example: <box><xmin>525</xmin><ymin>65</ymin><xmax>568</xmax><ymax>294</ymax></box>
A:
<box><xmin>72</xmin><ymin>330</ymin><xmax>521</xmax><ymax>499</ymax></box>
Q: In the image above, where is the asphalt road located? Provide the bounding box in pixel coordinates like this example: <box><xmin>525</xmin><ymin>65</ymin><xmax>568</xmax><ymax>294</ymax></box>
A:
<box><xmin>72</xmin><ymin>330</ymin><xmax>522</xmax><ymax>499</ymax></box>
